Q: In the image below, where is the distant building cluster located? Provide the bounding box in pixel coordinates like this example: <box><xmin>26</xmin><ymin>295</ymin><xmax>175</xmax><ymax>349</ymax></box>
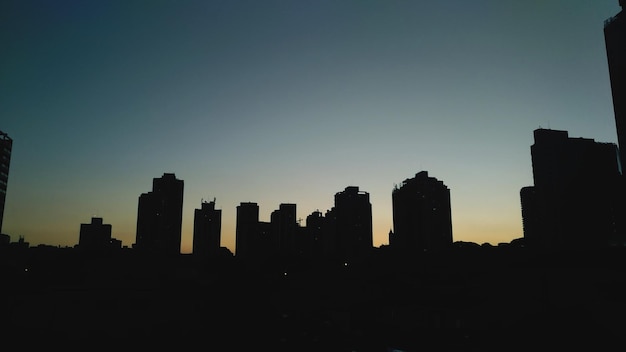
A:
<box><xmin>230</xmin><ymin>185</ymin><xmax>376</xmax><ymax>263</ymax></box>
<box><xmin>67</xmin><ymin>170</ymin><xmax>455</xmax><ymax>261</ymax></box>
<box><xmin>115</xmin><ymin>175</ymin><xmax>454</xmax><ymax>262</ymax></box>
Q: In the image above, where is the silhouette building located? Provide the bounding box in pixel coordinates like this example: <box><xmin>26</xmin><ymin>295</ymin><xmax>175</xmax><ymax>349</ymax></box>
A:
<box><xmin>390</xmin><ymin>171</ymin><xmax>453</xmax><ymax>253</ymax></box>
<box><xmin>78</xmin><ymin>217</ymin><xmax>114</xmax><ymax>251</ymax></box>
<box><xmin>305</xmin><ymin>210</ymin><xmax>333</xmax><ymax>258</ymax></box>
<box><xmin>134</xmin><ymin>173</ymin><xmax>184</xmax><ymax>255</ymax></box>
<box><xmin>604</xmin><ymin>1</ymin><xmax>626</xmax><ymax>169</ymax></box>
<box><xmin>520</xmin><ymin>129</ymin><xmax>624</xmax><ymax>249</ymax></box>
<box><xmin>0</xmin><ymin>130</ymin><xmax>12</xmax><ymax>234</ymax></box>
<box><xmin>332</xmin><ymin>186</ymin><xmax>373</xmax><ymax>260</ymax></box>
<box><xmin>192</xmin><ymin>198</ymin><xmax>222</xmax><ymax>257</ymax></box>
<box><xmin>270</xmin><ymin>203</ymin><xmax>297</xmax><ymax>256</ymax></box>
<box><xmin>235</xmin><ymin>201</ymin><xmax>260</xmax><ymax>260</ymax></box>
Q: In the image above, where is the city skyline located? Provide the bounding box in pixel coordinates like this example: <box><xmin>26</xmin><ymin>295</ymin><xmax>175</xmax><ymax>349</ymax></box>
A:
<box><xmin>1</xmin><ymin>1</ymin><xmax>622</xmax><ymax>253</ymax></box>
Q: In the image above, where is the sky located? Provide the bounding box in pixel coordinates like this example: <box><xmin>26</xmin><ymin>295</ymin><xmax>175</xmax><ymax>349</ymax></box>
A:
<box><xmin>1</xmin><ymin>0</ymin><xmax>622</xmax><ymax>254</ymax></box>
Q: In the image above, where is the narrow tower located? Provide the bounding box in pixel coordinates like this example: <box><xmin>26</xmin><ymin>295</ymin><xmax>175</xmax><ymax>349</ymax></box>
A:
<box><xmin>0</xmin><ymin>131</ymin><xmax>12</xmax><ymax>234</ymax></box>
<box><xmin>604</xmin><ymin>1</ymin><xmax>626</xmax><ymax>169</ymax></box>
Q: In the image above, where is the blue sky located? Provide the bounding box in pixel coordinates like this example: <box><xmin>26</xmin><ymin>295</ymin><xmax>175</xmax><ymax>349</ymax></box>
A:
<box><xmin>1</xmin><ymin>0</ymin><xmax>622</xmax><ymax>253</ymax></box>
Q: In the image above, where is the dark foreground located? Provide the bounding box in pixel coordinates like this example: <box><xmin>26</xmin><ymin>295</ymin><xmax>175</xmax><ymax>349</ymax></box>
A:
<box><xmin>2</xmin><ymin>245</ymin><xmax>626</xmax><ymax>351</ymax></box>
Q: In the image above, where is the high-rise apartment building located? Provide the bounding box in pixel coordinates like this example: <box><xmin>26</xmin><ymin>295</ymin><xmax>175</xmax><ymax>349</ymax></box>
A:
<box><xmin>305</xmin><ymin>210</ymin><xmax>333</xmax><ymax>258</ymax></box>
<box><xmin>391</xmin><ymin>171</ymin><xmax>453</xmax><ymax>253</ymax></box>
<box><xmin>520</xmin><ymin>129</ymin><xmax>624</xmax><ymax>249</ymax></box>
<box><xmin>0</xmin><ymin>130</ymin><xmax>12</xmax><ymax>234</ymax></box>
<box><xmin>270</xmin><ymin>203</ymin><xmax>297</xmax><ymax>256</ymax></box>
<box><xmin>192</xmin><ymin>199</ymin><xmax>222</xmax><ymax>256</ymax></box>
<box><xmin>333</xmin><ymin>186</ymin><xmax>373</xmax><ymax>260</ymax></box>
<box><xmin>604</xmin><ymin>1</ymin><xmax>626</xmax><ymax>169</ymax></box>
<box><xmin>235</xmin><ymin>202</ymin><xmax>260</xmax><ymax>259</ymax></box>
<box><xmin>134</xmin><ymin>173</ymin><xmax>184</xmax><ymax>255</ymax></box>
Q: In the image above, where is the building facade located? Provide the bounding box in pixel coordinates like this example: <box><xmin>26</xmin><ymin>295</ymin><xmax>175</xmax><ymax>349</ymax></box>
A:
<box><xmin>391</xmin><ymin>171</ymin><xmax>453</xmax><ymax>253</ymax></box>
<box><xmin>134</xmin><ymin>173</ymin><xmax>184</xmax><ymax>255</ymax></box>
<box><xmin>0</xmin><ymin>130</ymin><xmax>12</xmax><ymax>234</ymax></box>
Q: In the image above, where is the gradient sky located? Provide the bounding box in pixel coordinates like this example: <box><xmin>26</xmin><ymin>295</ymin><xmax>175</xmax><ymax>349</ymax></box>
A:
<box><xmin>1</xmin><ymin>0</ymin><xmax>622</xmax><ymax>254</ymax></box>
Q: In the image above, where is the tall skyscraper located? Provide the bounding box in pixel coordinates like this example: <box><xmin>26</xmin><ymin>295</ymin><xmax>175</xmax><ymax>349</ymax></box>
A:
<box><xmin>520</xmin><ymin>129</ymin><xmax>624</xmax><ymax>249</ymax></box>
<box><xmin>192</xmin><ymin>198</ymin><xmax>222</xmax><ymax>256</ymax></box>
<box><xmin>0</xmin><ymin>130</ymin><xmax>12</xmax><ymax>234</ymax></box>
<box><xmin>134</xmin><ymin>173</ymin><xmax>184</xmax><ymax>255</ymax></box>
<box><xmin>333</xmin><ymin>186</ymin><xmax>373</xmax><ymax>260</ymax></box>
<box><xmin>605</xmin><ymin>1</ymin><xmax>626</xmax><ymax>169</ymax></box>
<box><xmin>391</xmin><ymin>171</ymin><xmax>453</xmax><ymax>253</ymax></box>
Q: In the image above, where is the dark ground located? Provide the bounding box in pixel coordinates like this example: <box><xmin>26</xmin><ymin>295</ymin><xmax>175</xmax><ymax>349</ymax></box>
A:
<box><xmin>2</xmin><ymin>245</ymin><xmax>626</xmax><ymax>351</ymax></box>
